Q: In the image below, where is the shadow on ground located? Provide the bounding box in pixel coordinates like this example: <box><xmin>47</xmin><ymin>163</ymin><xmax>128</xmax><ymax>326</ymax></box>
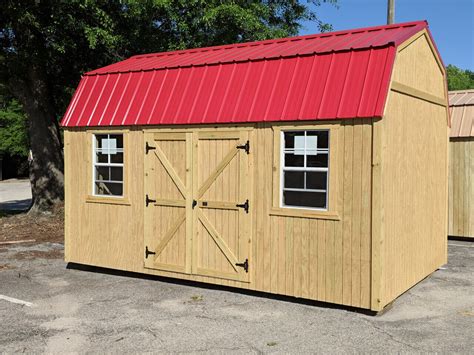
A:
<box><xmin>0</xmin><ymin>198</ymin><xmax>32</xmax><ymax>212</ymax></box>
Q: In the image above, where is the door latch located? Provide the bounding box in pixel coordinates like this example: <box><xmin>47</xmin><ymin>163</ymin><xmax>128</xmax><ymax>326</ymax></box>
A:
<box><xmin>236</xmin><ymin>199</ymin><xmax>249</xmax><ymax>213</ymax></box>
<box><xmin>235</xmin><ymin>258</ymin><xmax>249</xmax><ymax>273</ymax></box>
<box><xmin>145</xmin><ymin>194</ymin><xmax>156</xmax><ymax>207</ymax></box>
<box><xmin>236</xmin><ymin>140</ymin><xmax>250</xmax><ymax>154</ymax></box>
<box><xmin>145</xmin><ymin>246</ymin><xmax>156</xmax><ymax>259</ymax></box>
<box><xmin>145</xmin><ymin>142</ymin><xmax>156</xmax><ymax>154</ymax></box>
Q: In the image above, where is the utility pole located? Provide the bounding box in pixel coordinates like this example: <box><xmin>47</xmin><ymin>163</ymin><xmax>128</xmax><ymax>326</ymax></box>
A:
<box><xmin>387</xmin><ymin>0</ymin><xmax>395</xmax><ymax>24</ymax></box>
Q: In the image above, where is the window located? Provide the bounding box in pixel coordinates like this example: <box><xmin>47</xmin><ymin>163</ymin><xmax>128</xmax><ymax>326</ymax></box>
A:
<box><xmin>281</xmin><ymin>130</ymin><xmax>329</xmax><ymax>210</ymax></box>
<box><xmin>93</xmin><ymin>134</ymin><xmax>124</xmax><ymax>197</ymax></box>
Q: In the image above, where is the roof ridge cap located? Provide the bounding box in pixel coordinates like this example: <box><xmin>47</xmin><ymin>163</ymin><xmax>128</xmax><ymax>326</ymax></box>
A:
<box><xmin>129</xmin><ymin>20</ymin><xmax>427</xmax><ymax>61</ymax></box>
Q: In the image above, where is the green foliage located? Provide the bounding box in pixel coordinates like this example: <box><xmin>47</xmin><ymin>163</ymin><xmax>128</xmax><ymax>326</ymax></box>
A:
<box><xmin>0</xmin><ymin>0</ymin><xmax>336</xmax><ymax>199</ymax></box>
<box><xmin>1</xmin><ymin>1</ymin><xmax>337</xmax><ymax>121</ymax></box>
<box><xmin>446</xmin><ymin>64</ymin><xmax>474</xmax><ymax>91</ymax></box>
<box><xmin>0</xmin><ymin>91</ymin><xmax>28</xmax><ymax>157</ymax></box>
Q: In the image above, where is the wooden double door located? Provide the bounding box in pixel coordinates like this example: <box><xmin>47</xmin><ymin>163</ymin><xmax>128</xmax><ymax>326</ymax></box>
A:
<box><xmin>144</xmin><ymin>130</ymin><xmax>251</xmax><ymax>282</ymax></box>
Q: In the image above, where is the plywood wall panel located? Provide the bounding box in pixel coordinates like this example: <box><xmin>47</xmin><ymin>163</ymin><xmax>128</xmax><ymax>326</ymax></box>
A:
<box><xmin>377</xmin><ymin>32</ymin><xmax>449</xmax><ymax>308</ymax></box>
<box><xmin>380</xmin><ymin>92</ymin><xmax>448</xmax><ymax>306</ymax></box>
<box><xmin>448</xmin><ymin>139</ymin><xmax>474</xmax><ymax>238</ymax></box>
<box><xmin>392</xmin><ymin>33</ymin><xmax>445</xmax><ymax>98</ymax></box>
<box><xmin>64</xmin><ymin>122</ymin><xmax>373</xmax><ymax>309</ymax></box>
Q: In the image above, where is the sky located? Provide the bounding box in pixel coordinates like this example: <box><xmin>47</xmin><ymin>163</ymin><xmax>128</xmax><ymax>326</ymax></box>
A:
<box><xmin>299</xmin><ymin>0</ymin><xmax>474</xmax><ymax>70</ymax></box>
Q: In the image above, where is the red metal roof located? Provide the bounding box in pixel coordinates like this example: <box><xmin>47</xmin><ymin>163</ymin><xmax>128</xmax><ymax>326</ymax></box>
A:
<box><xmin>62</xmin><ymin>21</ymin><xmax>430</xmax><ymax>127</ymax></box>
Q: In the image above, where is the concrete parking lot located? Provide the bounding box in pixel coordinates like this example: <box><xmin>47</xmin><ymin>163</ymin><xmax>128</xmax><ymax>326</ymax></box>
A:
<box><xmin>0</xmin><ymin>179</ymin><xmax>32</xmax><ymax>211</ymax></box>
<box><xmin>0</xmin><ymin>241</ymin><xmax>473</xmax><ymax>353</ymax></box>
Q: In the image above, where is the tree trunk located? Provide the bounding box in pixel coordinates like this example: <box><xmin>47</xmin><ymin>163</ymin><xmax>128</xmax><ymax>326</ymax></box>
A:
<box><xmin>10</xmin><ymin>71</ymin><xmax>64</xmax><ymax>212</ymax></box>
<box><xmin>26</xmin><ymin>102</ymin><xmax>64</xmax><ymax>212</ymax></box>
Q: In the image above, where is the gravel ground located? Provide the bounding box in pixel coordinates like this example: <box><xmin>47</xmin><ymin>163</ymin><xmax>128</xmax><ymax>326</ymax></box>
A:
<box><xmin>0</xmin><ymin>240</ymin><xmax>472</xmax><ymax>353</ymax></box>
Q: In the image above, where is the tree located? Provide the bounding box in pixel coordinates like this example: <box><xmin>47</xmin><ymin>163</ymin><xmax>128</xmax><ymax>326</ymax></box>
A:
<box><xmin>0</xmin><ymin>0</ymin><xmax>336</xmax><ymax>212</ymax></box>
<box><xmin>0</xmin><ymin>87</ymin><xmax>28</xmax><ymax>159</ymax></box>
<box><xmin>446</xmin><ymin>64</ymin><xmax>474</xmax><ymax>91</ymax></box>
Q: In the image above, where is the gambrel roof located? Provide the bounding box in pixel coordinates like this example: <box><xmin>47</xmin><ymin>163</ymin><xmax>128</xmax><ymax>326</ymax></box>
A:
<box><xmin>62</xmin><ymin>21</ymin><xmax>434</xmax><ymax>127</ymax></box>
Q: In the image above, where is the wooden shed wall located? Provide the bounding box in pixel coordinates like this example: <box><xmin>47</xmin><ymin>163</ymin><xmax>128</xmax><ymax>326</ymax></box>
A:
<box><xmin>64</xmin><ymin>120</ymin><xmax>374</xmax><ymax>310</ymax></box>
<box><xmin>391</xmin><ymin>30</ymin><xmax>445</xmax><ymax>99</ymax></box>
<box><xmin>448</xmin><ymin>138</ymin><xmax>474</xmax><ymax>238</ymax></box>
<box><xmin>376</xmin><ymin>33</ymin><xmax>448</xmax><ymax>308</ymax></box>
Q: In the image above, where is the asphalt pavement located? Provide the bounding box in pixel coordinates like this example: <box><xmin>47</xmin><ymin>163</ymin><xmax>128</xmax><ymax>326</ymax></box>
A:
<box><xmin>0</xmin><ymin>179</ymin><xmax>32</xmax><ymax>211</ymax></box>
<box><xmin>0</xmin><ymin>240</ymin><xmax>472</xmax><ymax>353</ymax></box>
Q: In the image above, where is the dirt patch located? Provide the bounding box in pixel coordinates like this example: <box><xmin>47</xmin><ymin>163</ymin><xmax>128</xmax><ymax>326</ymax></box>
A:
<box><xmin>0</xmin><ymin>204</ymin><xmax>64</xmax><ymax>245</ymax></box>
<box><xmin>0</xmin><ymin>263</ymin><xmax>15</xmax><ymax>270</ymax></box>
<box><xmin>13</xmin><ymin>249</ymin><xmax>64</xmax><ymax>260</ymax></box>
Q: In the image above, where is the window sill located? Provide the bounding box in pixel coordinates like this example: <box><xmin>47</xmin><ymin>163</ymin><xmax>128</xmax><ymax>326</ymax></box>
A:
<box><xmin>269</xmin><ymin>207</ymin><xmax>340</xmax><ymax>220</ymax></box>
<box><xmin>85</xmin><ymin>195</ymin><xmax>131</xmax><ymax>206</ymax></box>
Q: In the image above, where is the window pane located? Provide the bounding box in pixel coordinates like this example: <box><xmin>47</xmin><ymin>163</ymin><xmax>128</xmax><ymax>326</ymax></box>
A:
<box><xmin>306</xmin><ymin>135</ymin><xmax>317</xmax><ymax>151</ymax></box>
<box><xmin>95</xmin><ymin>166</ymin><xmax>110</xmax><ymax>181</ymax></box>
<box><xmin>284</xmin><ymin>153</ymin><xmax>304</xmax><ymax>167</ymax></box>
<box><xmin>95</xmin><ymin>134</ymin><xmax>108</xmax><ymax>149</ymax></box>
<box><xmin>307</xmin><ymin>153</ymin><xmax>328</xmax><ymax>168</ymax></box>
<box><xmin>306</xmin><ymin>171</ymin><xmax>327</xmax><ymax>190</ymax></box>
<box><xmin>110</xmin><ymin>152</ymin><xmax>123</xmax><ymax>164</ymax></box>
<box><xmin>95</xmin><ymin>182</ymin><xmax>123</xmax><ymax>196</ymax></box>
<box><xmin>109</xmin><ymin>134</ymin><xmax>123</xmax><ymax>149</ymax></box>
<box><xmin>307</xmin><ymin>130</ymin><xmax>329</xmax><ymax>149</ymax></box>
<box><xmin>284</xmin><ymin>171</ymin><xmax>304</xmax><ymax>188</ymax></box>
<box><xmin>95</xmin><ymin>151</ymin><xmax>108</xmax><ymax>163</ymax></box>
<box><xmin>110</xmin><ymin>167</ymin><xmax>123</xmax><ymax>182</ymax></box>
<box><xmin>284</xmin><ymin>131</ymin><xmax>304</xmax><ymax>149</ymax></box>
<box><xmin>283</xmin><ymin>191</ymin><xmax>327</xmax><ymax>209</ymax></box>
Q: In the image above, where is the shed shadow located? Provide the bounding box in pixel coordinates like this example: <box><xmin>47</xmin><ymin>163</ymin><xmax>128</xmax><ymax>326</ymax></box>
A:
<box><xmin>448</xmin><ymin>235</ymin><xmax>474</xmax><ymax>242</ymax></box>
<box><xmin>66</xmin><ymin>262</ymin><xmax>378</xmax><ymax>316</ymax></box>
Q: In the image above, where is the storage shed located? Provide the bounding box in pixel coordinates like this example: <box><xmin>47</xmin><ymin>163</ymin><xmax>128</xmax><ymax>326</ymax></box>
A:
<box><xmin>448</xmin><ymin>90</ymin><xmax>474</xmax><ymax>239</ymax></box>
<box><xmin>61</xmin><ymin>21</ymin><xmax>449</xmax><ymax>312</ymax></box>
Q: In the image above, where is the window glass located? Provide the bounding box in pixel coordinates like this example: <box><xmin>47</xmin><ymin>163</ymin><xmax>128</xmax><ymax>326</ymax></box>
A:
<box><xmin>283</xmin><ymin>191</ymin><xmax>327</xmax><ymax>209</ymax></box>
<box><xmin>306</xmin><ymin>171</ymin><xmax>327</xmax><ymax>190</ymax></box>
<box><xmin>93</xmin><ymin>134</ymin><xmax>124</xmax><ymax>197</ymax></box>
<box><xmin>284</xmin><ymin>154</ymin><xmax>304</xmax><ymax>167</ymax></box>
<box><xmin>284</xmin><ymin>171</ymin><xmax>305</xmax><ymax>189</ymax></box>
<box><xmin>281</xmin><ymin>130</ymin><xmax>329</xmax><ymax>210</ymax></box>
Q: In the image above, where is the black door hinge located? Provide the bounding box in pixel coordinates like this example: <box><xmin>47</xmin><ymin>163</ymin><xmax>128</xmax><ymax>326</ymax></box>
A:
<box><xmin>145</xmin><ymin>142</ymin><xmax>156</xmax><ymax>154</ymax></box>
<box><xmin>235</xmin><ymin>258</ymin><xmax>249</xmax><ymax>273</ymax></box>
<box><xmin>236</xmin><ymin>140</ymin><xmax>250</xmax><ymax>154</ymax></box>
<box><xmin>146</xmin><ymin>194</ymin><xmax>156</xmax><ymax>207</ymax></box>
<box><xmin>236</xmin><ymin>199</ymin><xmax>249</xmax><ymax>213</ymax></box>
<box><xmin>145</xmin><ymin>246</ymin><xmax>156</xmax><ymax>259</ymax></box>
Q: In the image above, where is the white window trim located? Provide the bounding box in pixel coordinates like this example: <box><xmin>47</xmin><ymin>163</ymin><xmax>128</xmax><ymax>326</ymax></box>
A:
<box><xmin>279</xmin><ymin>130</ymin><xmax>330</xmax><ymax>211</ymax></box>
<box><xmin>92</xmin><ymin>133</ymin><xmax>124</xmax><ymax>198</ymax></box>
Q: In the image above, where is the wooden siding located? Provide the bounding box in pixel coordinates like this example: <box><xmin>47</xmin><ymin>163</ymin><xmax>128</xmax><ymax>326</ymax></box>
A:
<box><xmin>64</xmin><ymin>128</ymin><xmax>145</xmax><ymax>268</ymax></box>
<box><xmin>377</xmin><ymin>33</ymin><xmax>448</xmax><ymax>308</ymax></box>
<box><xmin>448</xmin><ymin>139</ymin><xmax>474</xmax><ymax>238</ymax></box>
<box><xmin>64</xmin><ymin>120</ymin><xmax>373</xmax><ymax>310</ymax></box>
<box><xmin>392</xmin><ymin>30</ymin><xmax>445</xmax><ymax>99</ymax></box>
